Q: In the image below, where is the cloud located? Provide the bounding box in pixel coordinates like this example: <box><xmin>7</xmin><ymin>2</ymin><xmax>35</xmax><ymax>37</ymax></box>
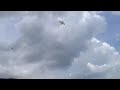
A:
<box><xmin>70</xmin><ymin>38</ymin><xmax>120</xmax><ymax>79</ymax></box>
<box><xmin>14</xmin><ymin>11</ymin><xmax>106</xmax><ymax>69</ymax></box>
<box><xmin>0</xmin><ymin>11</ymin><xmax>27</xmax><ymax>18</ymax></box>
<box><xmin>1</xmin><ymin>11</ymin><xmax>120</xmax><ymax>79</ymax></box>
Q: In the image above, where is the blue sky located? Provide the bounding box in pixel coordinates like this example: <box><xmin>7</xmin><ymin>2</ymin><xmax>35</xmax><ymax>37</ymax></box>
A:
<box><xmin>97</xmin><ymin>11</ymin><xmax>120</xmax><ymax>51</ymax></box>
<box><xmin>0</xmin><ymin>11</ymin><xmax>120</xmax><ymax>79</ymax></box>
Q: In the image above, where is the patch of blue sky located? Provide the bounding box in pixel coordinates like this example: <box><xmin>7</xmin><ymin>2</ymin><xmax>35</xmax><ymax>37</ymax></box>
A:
<box><xmin>96</xmin><ymin>11</ymin><xmax>120</xmax><ymax>51</ymax></box>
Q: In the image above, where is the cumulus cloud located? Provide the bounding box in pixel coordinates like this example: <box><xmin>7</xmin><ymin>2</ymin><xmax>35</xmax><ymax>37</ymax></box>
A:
<box><xmin>69</xmin><ymin>38</ymin><xmax>120</xmax><ymax>79</ymax></box>
<box><xmin>13</xmin><ymin>11</ymin><xmax>106</xmax><ymax>69</ymax></box>
<box><xmin>0</xmin><ymin>11</ymin><xmax>120</xmax><ymax>79</ymax></box>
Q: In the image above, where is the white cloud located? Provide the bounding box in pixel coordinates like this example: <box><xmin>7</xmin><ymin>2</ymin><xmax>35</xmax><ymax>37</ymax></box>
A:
<box><xmin>69</xmin><ymin>37</ymin><xmax>120</xmax><ymax>79</ymax></box>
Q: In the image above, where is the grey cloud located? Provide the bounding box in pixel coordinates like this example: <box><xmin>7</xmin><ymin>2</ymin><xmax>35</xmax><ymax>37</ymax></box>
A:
<box><xmin>12</xmin><ymin>11</ymin><xmax>106</xmax><ymax>69</ymax></box>
<box><xmin>0</xmin><ymin>11</ymin><xmax>26</xmax><ymax>18</ymax></box>
<box><xmin>73</xmin><ymin>71</ymin><xmax>108</xmax><ymax>79</ymax></box>
<box><xmin>0</xmin><ymin>72</ymin><xmax>21</xmax><ymax>79</ymax></box>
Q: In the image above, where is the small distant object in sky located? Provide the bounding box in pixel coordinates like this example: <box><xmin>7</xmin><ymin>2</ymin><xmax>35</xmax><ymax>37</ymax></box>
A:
<box><xmin>59</xmin><ymin>20</ymin><xmax>65</xmax><ymax>25</ymax></box>
<box><xmin>11</xmin><ymin>48</ymin><xmax>13</xmax><ymax>50</ymax></box>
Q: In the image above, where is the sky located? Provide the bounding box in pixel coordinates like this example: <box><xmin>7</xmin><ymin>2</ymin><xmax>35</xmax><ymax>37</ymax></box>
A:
<box><xmin>0</xmin><ymin>11</ymin><xmax>120</xmax><ymax>79</ymax></box>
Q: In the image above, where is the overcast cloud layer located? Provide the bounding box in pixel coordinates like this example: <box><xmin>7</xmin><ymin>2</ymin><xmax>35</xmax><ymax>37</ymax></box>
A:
<box><xmin>0</xmin><ymin>11</ymin><xmax>120</xmax><ymax>79</ymax></box>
